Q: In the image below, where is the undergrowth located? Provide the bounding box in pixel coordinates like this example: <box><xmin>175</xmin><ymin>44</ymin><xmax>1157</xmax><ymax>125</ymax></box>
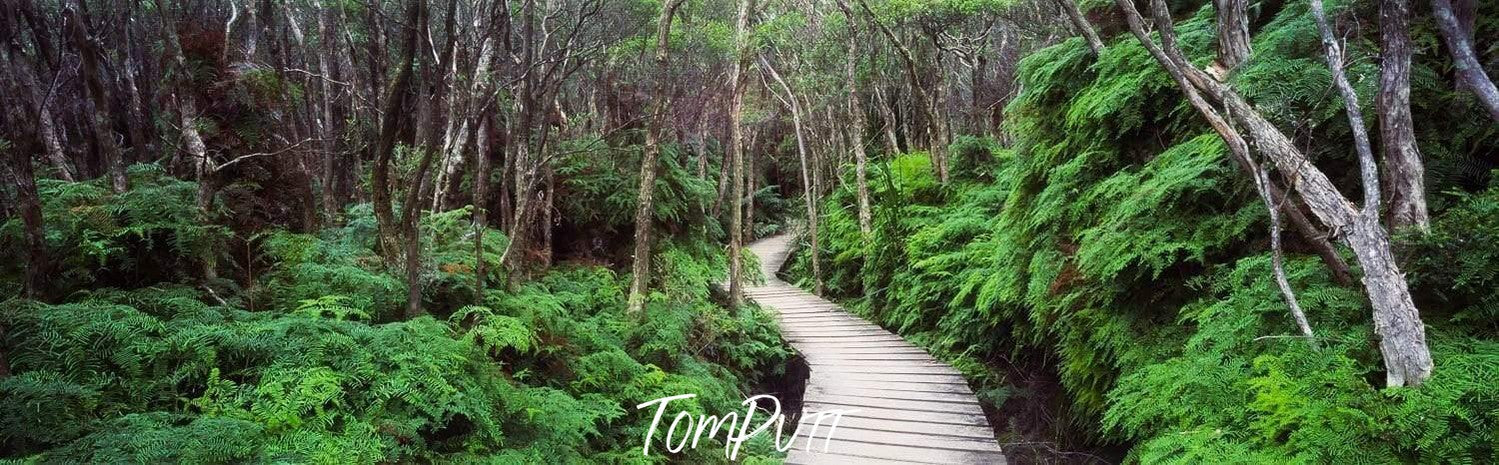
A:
<box><xmin>788</xmin><ymin>0</ymin><xmax>1499</xmax><ymax>462</ymax></box>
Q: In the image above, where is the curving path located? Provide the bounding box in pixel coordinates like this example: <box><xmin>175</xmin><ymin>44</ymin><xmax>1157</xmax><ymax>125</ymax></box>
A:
<box><xmin>744</xmin><ymin>234</ymin><xmax>1007</xmax><ymax>465</ymax></box>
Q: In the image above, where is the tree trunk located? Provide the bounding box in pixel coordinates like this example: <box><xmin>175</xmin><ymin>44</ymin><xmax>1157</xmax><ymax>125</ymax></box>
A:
<box><xmin>401</xmin><ymin>0</ymin><xmax>438</xmax><ymax>319</ymax></box>
<box><xmin>875</xmin><ymin>84</ymin><xmax>901</xmax><ymax>154</ymax></box>
<box><xmin>727</xmin><ymin>0</ymin><xmax>757</xmax><ymax>306</ymax></box>
<box><xmin>1117</xmin><ymin>0</ymin><xmax>1433</xmax><ymax>386</ymax></box>
<box><xmin>841</xmin><ymin>14</ymin><xmax>874</xmax><ymax>236</ymax></box>
<box><xmin>1212</xmin><ymin>0</ymin><xmax>1252</xmax><ymax>70</ymax></box>
<box><xmin>761</xmin><ymin>55</ymin><xmax>823</xmax><ymax>295</ymax></box>
<box><xmin>1056</xmin><ymin>0</ymin><xmax>1105</xmax><ymax>55</ymax></box>
<box><xmin>5</xmin><ymin>136</ymin><xmax>48</xmax><ymax>302</ymax></box>
<box><xmin>65</xmin><ymin>2</ymin><xmax>127</xmax><ymax>193</ymax></box>
<box><xmin>1432</xmin><ymin>0</ymin><xmax>1499</xmax><ymax>121</ymax></box>
<box><xmin>371</xmin><ymin>0</ymin><xmax>423</xmax><ymax>259</ymax></box>
<box><xmin>473</xmin><ymin>118</ymin><xmax>493</xmax><ymax>303</ymax></box>
<box><xmin>628</xmin><ymin>0</ymin><xmax>687</xmax><ymax>313</ymax></box>
<box><xmin>854</xmin><ymin>0</ymin><xmax>947</xmax><ymax>183</ymax></box>
<box><xmin>1377</xmin><ymin>0</ymin><xmax>1428</xmax><ymax>231</ymax></box>
<box><xmin>316</xmin><ymin>2</ymin><xmax>341</xmax><ymax>220</ymax></box>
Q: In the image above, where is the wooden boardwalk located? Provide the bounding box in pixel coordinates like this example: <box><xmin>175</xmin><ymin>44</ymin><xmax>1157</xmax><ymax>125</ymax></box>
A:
<box><xmin>744</xmin><ymin>235</ymin><xmax>1007</xmax><ymax>465</ymax></box>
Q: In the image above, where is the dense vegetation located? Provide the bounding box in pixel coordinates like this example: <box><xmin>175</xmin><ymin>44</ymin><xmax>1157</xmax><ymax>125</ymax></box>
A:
<box><xmin>788</xmin><ymin>0</ymin><xmax>1499</xmax><ymax>462</ymax></box>
<box><xmin>0</xmin><ymin>160</ymin><xmax>793</xmax><ymax>462</ymax></box>
<box><xmin>3</xmin><ymin>0</ymin><xmax>1497</xmax><ymax>461</ymax></box>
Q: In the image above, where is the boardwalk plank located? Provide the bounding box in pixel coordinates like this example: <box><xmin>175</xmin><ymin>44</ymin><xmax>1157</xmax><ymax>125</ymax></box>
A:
<box><xmin>738</xmin><ymin>234</ymin><xmax>1006</xmax><ymax>464</ymax></box>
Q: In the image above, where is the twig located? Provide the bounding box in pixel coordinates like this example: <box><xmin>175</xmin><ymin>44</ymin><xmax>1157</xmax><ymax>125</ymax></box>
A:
<box><xmin>213</xmin><ymin>138</ymin><xmax>315</xmax><ymax>172</ymax></box>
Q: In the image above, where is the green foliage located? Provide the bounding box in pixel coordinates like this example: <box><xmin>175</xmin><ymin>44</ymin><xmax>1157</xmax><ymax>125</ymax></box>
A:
<box><xmin>0</xmin><ymin>164</ymin><xmax>228</xmax><ymax>294</ymax></box>
<box><xmin>2</xmin><ymin>225</ymin><xmax>789</xmax><ymax>463</ymax></box>
<box><xmin>787</xmin><ymin>0</ymin><xmax>1499</xmax><ymax>462</ymax></box>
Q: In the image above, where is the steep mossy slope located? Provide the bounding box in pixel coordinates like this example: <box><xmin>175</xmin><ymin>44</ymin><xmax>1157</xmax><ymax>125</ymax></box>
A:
<box><xmin>789</xmin><ymin>0</ymin><xmax>1499</xmax><ymax>461</ymax></box>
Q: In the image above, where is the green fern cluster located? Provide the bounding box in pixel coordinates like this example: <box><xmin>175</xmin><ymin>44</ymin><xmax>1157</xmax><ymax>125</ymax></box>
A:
<box><xmin>0</xmin><ymin>164</ymin><xmax>228</xmax><ymax>294</ymax></box>
<box><xmin>3</xmin><ymin>209</ymin><xmax>790</xmax><ymax>463</ymax></box>
<box><xmin>787</xmin><ymin>0</ymin><xmax>1499</xmax><ymax>461</ymax></box>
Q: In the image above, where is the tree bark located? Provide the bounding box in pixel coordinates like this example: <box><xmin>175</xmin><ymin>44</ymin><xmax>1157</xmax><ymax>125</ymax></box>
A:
<box><xmin>1376</xmin><ymin>0</ymin><xmax>1428</xmax><ymax>231</ymax></box>
<box><xmin>627</xmin><ymin>0</ymin><xmax>687</xmax><ymax>313</ymax></box>
<box><xmin>473</xmin><ymin>118</ymin><xmax>494</xmax><ymax>303</ymax></box>
<box><xmin>372</xmin><ymin>0</ymin><xmax>424</xmax><ymax>259</ymax></box>
<box><xmin>837</xmin><ymin>4</ymin><xmax>874</xmax><ymax>236</ymax></box>
<box><xmin>1212</xmin><ymin>0</ymin><xmax>1252</xmax><ymax>70</ymax></box>
<box><xmin>1116</xmin><ymin>0</ymin><xmax>1433</xmax><ymax>386</ymax></box>
<box><xmin>1432</xmin><ymin>0</ymin><xmax>1499</xmax><ymax>122</ymax></box>
<box><xmin>1055</xmin><ymin>0</ymin><xmax>1105</xmax><ymax>55</ymax></box>
<box><xmin>727</xmin><ymin>0</ymin><xmax>756</xmax><ymax>306</ymax></box>
<box><xmin>401</xmin><ymin>0</ymin><xmax>438</xmax><ymax>319</ymax></box>
<box><xmin>3</xmin><ymin>127</ymin><xmax>49</xmax><ymax>302</ymax></box>
<box><xmin>65</xmin><ymin>2</ymin><xmax>127</xmax><ymax>193</ymax></box>
<box><xmin>761</xmin><ymin>55</ymin><xmax>823</xmax><ymax>295</ymax></box>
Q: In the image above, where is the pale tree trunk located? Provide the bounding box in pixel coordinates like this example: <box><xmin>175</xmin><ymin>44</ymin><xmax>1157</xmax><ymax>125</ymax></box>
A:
<box><xmin>1055</xmin><ymin>0</ymin><xmax>1105</xmax><ymax>54</ymax></box>
<box><xmin>727</xmin><ymin>0</ymin><xmax>757</xmax><ymax>306</ymax></box>
<box><xmin>159</xmin><ymin>4</ymin><xmax>219</xmax><ymax>283</ymax></box>
<box><xmin>1376</xmin><ymin>0</ymin><xmax>1428</xmax><ymax>231</ymax></box>
<box><xmin>1432</xmin><ymin>0</ymin><xmax>1499</xmax><ymax>121</ymax></box>
<box><xmin>1212</xmin><ymin>0</ymin><xmax>1251</xmax><ymax>71</ymax></box>
<box><xmin>746</xmin><ymin>128</ymin><xmax>757</xmax><ymax>240</ymax></box>
<box><xmin>844</xmin><ymin>24</ymin><xmax>873</xmax><ymax>236</ymax></box>
<box><xmin>761</xmin><ymin>56</ymin><xmax>823</xmax><ymax>295</ymax></box>
<box><xmin>1117</xmin><ymin>0</ymin><xmax>1433</xmax><ymax>386</ymax></box>
<box><xmin>627</xmin><ymin>0</ymin><xmax>688</xmax><ymax>313</ymax></box>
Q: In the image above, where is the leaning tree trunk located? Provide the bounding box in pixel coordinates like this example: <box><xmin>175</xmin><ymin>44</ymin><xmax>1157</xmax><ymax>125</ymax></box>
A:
<box><xmin>1431</xmin><ymin>0</ymin><xmax>1499</xmax><ymax>121</ymax></box>
<box><xmin>1055</xmin><ymin>0</ymin><xmax>1106</xmax><ymax>54</ymax></box>
<box><xmin>1377</xmin><ymin>0</ymin><xmax>1428</xmax><ymax>231</ymax></box>
<box><xmin>627</xmin><ymin>0</ymin><xmax>688</xmax><ymax>313</ymax></box>
<box><xmin>1118</xmin><ymin>0</ymin><xmax>1434</xmax><ymax>386</ymax></box>
<box><xmin>761</xmin><ymin>56</ymin><xmax>823</xmax><ymax>295</ymax></box>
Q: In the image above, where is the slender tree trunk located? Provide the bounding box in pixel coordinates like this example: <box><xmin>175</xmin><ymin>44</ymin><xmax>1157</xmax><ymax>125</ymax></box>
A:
<box><xmin>1377</xmin><ymin>0</ymin><xmax>1427</xmax><ymax>231</ymax></box>
<box><xmin>727</xmin><ymin>0</ymin><xmax>756</xmax><ymax>306</ymax></box>
<box><xmin>401</xmin><ymin>1</ymin><xmax>439</xmax><ymax>319</ymax></box>
<box><xmin>65</xmin><ymin>2</ymin><xmax>127</xmax><ymax>193</ymax></box>
<box><xmin>316</xmin><ymin>2</ymin><xmax>340</xmax><ymax>220</ymax></box>
<box><xmin>473</xmin><ymin>118</ymin><xmax>493</xmax><ymax>303</ymax></box>
<box><xmin>1056</xmin><ymin>0</ymin><xmax>1105</xmax><ymax>54</ymax></box>
<box><xmin>372</xmin><ymin>0</ymin><xmax>423</xmax><ymax>259</ymax></box>
<box><xmin>1432</xmin><ymin>0</ymin><xmax>1499</xmax><ymax>121</ymax></box>
<box><xmin>857</xmin><ymin>0</ymin><xmax>948</xmax><ymax>182</ymax></box>
<box><xmin>761</xmin><ymin>56</ymin><xmax>823</xmax><ymax>295</ymax></box>
<box><xmin>875</xmin><ymin>84</ymin><xmax>901</xmax><ymax>154</ymax></box>
<box><xmin>628</xmin><ymin>0</ymin><xmax>688</xmax><ymax>313</ymax></box>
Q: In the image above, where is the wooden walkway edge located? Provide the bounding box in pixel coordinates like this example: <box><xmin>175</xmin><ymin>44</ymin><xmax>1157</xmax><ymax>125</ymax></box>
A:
<box><xmin>743</xmin><ymin>235</ymin><xmax>1007</xmax><ymax>465</ymax></box>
